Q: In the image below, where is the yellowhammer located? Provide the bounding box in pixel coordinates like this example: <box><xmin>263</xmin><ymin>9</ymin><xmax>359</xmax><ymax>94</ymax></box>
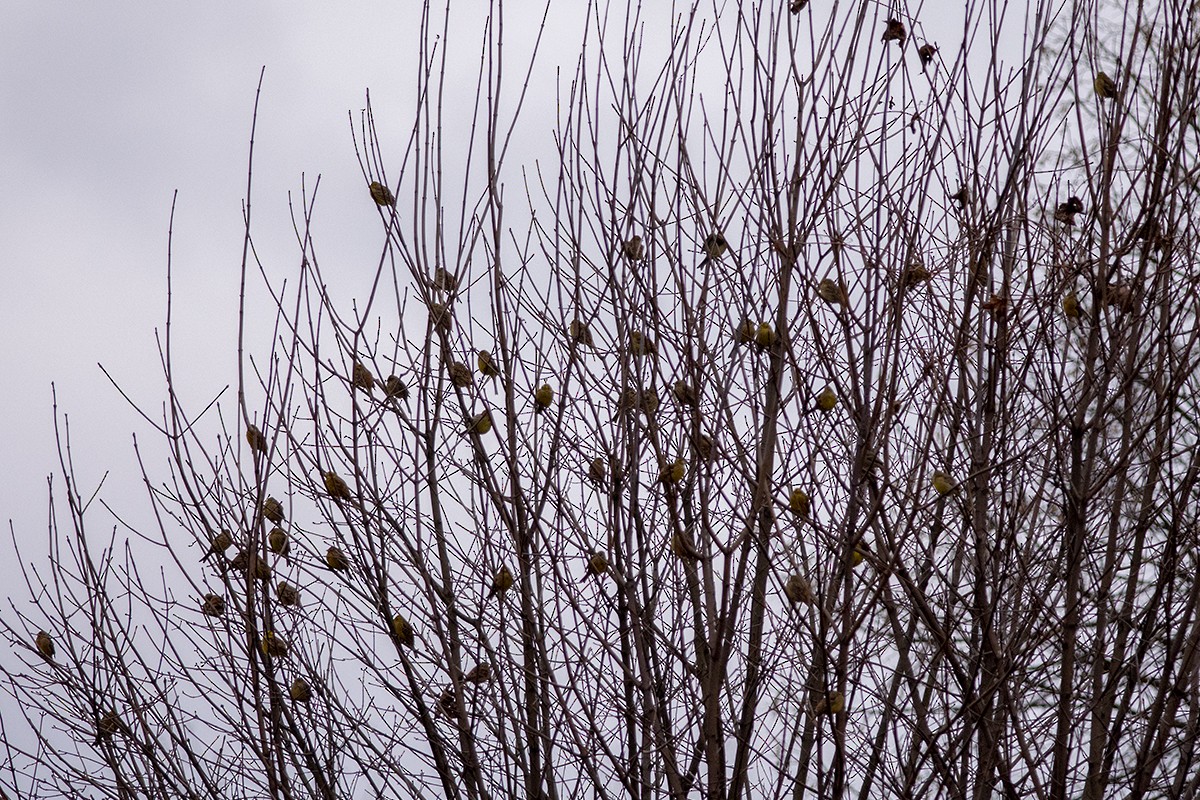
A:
<box><xmin>35</xmin><ymin>631</ymin><xmax>55</xmax><ymax>659</ymax></box>
<box><xmin>814</xmin><ymin>691</ymin><xmax>845</xmax><ymax>715</ymax></box>
<box><xmin>569</xmin><ymin>319</ymin><xmax>595</xmax><ymax>347</ymax></box>
<box><xmin>352</xmin><ymin>362</ymin><xmax>375</xmax><ymax>392</ymax></box>
<box><xmin>324</xmin><ymin>471</ymin><xmax>352</xmax><ymax>501</ymax></box>
<box><xmin>276</xmin><ymin>582</ymin><xmax>300</xmax><ymax>606</ymax></box>
<box><xmin>673</xmin><ymin>380</ymin><xmax>698</xmax><ymax>406</ymax></box>
<box><xmin>659</xmin><ymin>458</ymin><xmax>685</xmax><ymax>485</ymax></box>
<box><xmin>263</xmin><ymin>497</ymin><xmax>285</xmax><ymax>524</ymax></box>
<box><xmin>931</xmin><ymin>470</ymin><xmax>954</xmax><ymax>495</ymax></box>
<box><xmin>384</xmin><ymin>375</ymin><xmax>409</xmax><ymax>401</ymax></box>
<box><xmin>326</xmin><ymin>547</ymin><xmax>350</xmax><ymax>572</ymax></box>
<box><xmin>201</xmin><ymin>594</ymin><xmax>226</xmax><ymax>618</ymax></box>
<box><xmin>433</xmin><ymin>267</ymin><xmax>458</xmax><ymax>292</ymax></box>
<box><xmin>881</xmin><ymin>17</ymin><xmax>906</xmax><ymax>43</ymax></box>
<box><xmin>671</xmin><ymin>530</ymin><xmax>703</xmax><ymax>561</ymax></box>
<box><xmin>783</xmin><ymin>574</ymin><xmax>814</xmax><ymax>605</ymax></box>
<box><xmin>629</xmin><ymin>331</ymin><xmax>656</xmax><ymax>357</ymax></box>
<box><xmin>534</xmin><ymin>383</ymin><xmax>553</xmax><ymax>413</ymax></box>
<box><xmin>1063</xmin><ymin>292</ymin><xmax>1082</xmax><ymax>319</ymax></box>
<box><xmin>817</xmin><ymin>279</ymin><xmax>848</xmax><ymax>307</ymax></box>
<box><xmin>449</xmin><ymin>361</ymin><xmax>473</xmax><ymax>388</ymax></box>
<box><xmin>261</xmin><ymin>631</ymin><xmax>289</xmax><ymax>658</ymax></box>
<box><xmin>588</xmin><ymin>457</ymin><xmax>607</xmax><ymax>485</ymax></box>
<box><xmin>587</xmin><ymin>551</ymin><xmax>609</xmax><ymax>575</ymax></box>
<box><xmin>789</xmin><ymin>488</ymin><xmax>811</xmax><ymax>517</ymax></box>
<box><xmin>816</xmin><ymin>387</ymin><xmax>837</xmax><ymax>412</ymax></box>
<box><xmin>268</xmin><ymin>527</ymin><xmax>289</xmax><ymax>556</ymax></box>
<box><xmin>1094</xmin><ymin>71</ymin><xmax>1118</xmax><ymax>100</ymax></box>
<box><xmin>467</xmin><ymin>411</ymin><xmax>493</xmax><ymax>435</ymax></box>
<box><xmin>289</xmin><ymin>678</ymin><xmax>312</xmax><ymax>702</ymax></box>
<box><xmin>369</xmin><ymin>181</ymin><xmax>395</xmax><ymax>207</ymax></box>
<box><xmin>703</xmin><ymin>232</ymin><xmax>728</xmax><ymax>259</ymax></box>
<box><xmin>918</xmin><ymin>43</ymin><xmax>938</xmax><ymax>66</ymax></box>
<box><xmin>246</xmin><ymin>424</ymin><xmax>268</xmax><ymax>455</ymax></box>
<box><xmin>488</xmin><ymin>565</ymin><xmax>514</xmax><ymax>598</ymax></box>
<box><xmin>465</xmin><ymin>662</ymin><xmax>492</xmax><ymax>683</ymax></box>
<box><xmin>755</xmin><ymin>323</ymin><xmax>776</xmax><ymax>351</ymax></box>
<box><xmin>204</xmin><ymin>529</ymin><xmax>234</xmax><ymax>560</ymax></box>
<box><xmin>477</xmin><ymin>349</ymin><xmax>500</xmax><ymax>378</ymax></box>
<box><xmin>622</xmin><ymin>235</ymin><xmax>645</xmax><ymax>261</ymax></box>
<box><xmin>392</xmin><ymin>614</ymin><xmax>415</xmax><ymax>647</ymax></box>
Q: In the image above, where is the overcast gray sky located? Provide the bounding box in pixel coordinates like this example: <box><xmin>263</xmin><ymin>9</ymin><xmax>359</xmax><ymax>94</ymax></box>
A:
<box><xmin>0</xmin><ymin>3</ymin><xmax>432</xmax><ymax>582</ymax></box>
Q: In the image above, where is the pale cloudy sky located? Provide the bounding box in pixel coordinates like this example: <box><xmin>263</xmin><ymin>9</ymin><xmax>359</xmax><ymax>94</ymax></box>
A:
<box><xmin>0</xmin><ymin>3</ymin><xmax>455</xmax><ymax>585</ymax></box>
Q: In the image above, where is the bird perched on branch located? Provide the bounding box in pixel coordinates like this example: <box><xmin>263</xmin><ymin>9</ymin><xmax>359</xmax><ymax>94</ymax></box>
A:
<box><xmin>629</xmin><ymin>331</ymin><xmax>656</xmax><ymax>357</ymax></box>
<box><xmin>659</xmin><ymin>458</ymin><xmax>685</xmax><ymax>485</ymax></box>
<box><xmin>262</xmin><ymin>497</ymin><xmax>285</xmax><ymax>524</ymax></box>
<box><xmin>703</xmin><ymin>232</ymin><xmax>728</xmax><ymax>259</ymax></box>
<box><xmin>276</xmin><ymin>582</ymin><xmax>300</xmax><ymax>606</ymax></box>
<box><xmin>384</xmin><ymin>375</ymin><xmax>409</xmax><ymax>401</ymax></box>
<box><xmin>587</xmin><ymin>551</ymin><xmax>609</xmax><ymax>576</ymax></box>
<box><xmin>95</xmin><ymin>712</ymin><xmax>124</xmax><ymax>744</ymax></box>
<box><xmin>326</xmin><ymin>547</ymin><xmax>350</xmax><ymax>572</ymax></box>
<box><xmin>488</xmin><ymin>565</ymin><xmax>514</xmax><ymax>599</ymax></box>
<box><xmin>784</xmin><ymin>574</ymin><xmax>814</xmax><ymax>605</ymax></box>
<box><xmin>290</xmin><ymin>679</ymin><xmax>312</xmax><ymax>702</ymax></box>
<box><xmin>534</xmin><ymin>383</ymin><xmax>553</xmax><ymax>413</ymax></box>
<box><xmin>201</xmin><ymin>594</ymin><xmax>226</xmax><ymax>618</ymax></box>
<box><xmin>789</xmin><ymin>488</ymin><xmax>811</xmax><ymax>517</ymax></box>
<box><xmin>323</xmin><ymin>471</ymin><xmax>352</xmax><ymax>501</ymax></box>
<box><xmin>588</xmin><ymin>457</ymin><xmax>607</xmax><ymax>485</ymax></box>
<box><xmin>671</xmin><ymin>530</ymin><xmax>704</xmax><ymax>561</ymax></box>
<box><xmin>352</xmin><ymin>362</ymin><xmax>375</xmax><ymax>392</ymax></box>
<box><xmin>673</xmin><ymin>380</ymin><xmax>698</xmax><ymax>406</ymax></box>
<box><xmin>789</xmin><ymin>0</ymin><xmax>808</xmax><ymax>12</ymax></box>
<box><xmin>813</xmin><ymin>691</ymin><xmax>845</xmax><ymax>715</ymax></box>
<box><xmin>466</xmin><ymin>411</ymin><xmax>493</xmax><ymax>436</ymax></box>
<box><xmin>1094</xmin><ymin>71</ymin><xmax>1119</xmax><ymax>100</ymax></box>
<box><xmin>204</xmin><ymin>529</ymin><xmax>234</xmax><ymax>560</ymax></box>
<box><xmin>391</xmin><ymin>615</ymin><xmax>415</xmax><ymax>647</ymax></box>
<box><xmin>931</xmin><ymin>471</ymin><xmax>955</xmax><ymax>495</ymax></box>
<box><xmin>465</xmin><ymin>663</ymin><xmax>492</xmax><ymax>684</ymax></box>
<box><xmin>755</xmin><ymin>323</ymin><xmax>776</xmax><ymax>351</ymax></box>
<box><xmin>918</xmin><ymin>43</ymin><xmax>938</xmax><ymax>67</ymax></box>
<box><xmin>433</xmin><ymin>267</ymin><xmax>458</xmax><ymax>292</ymax></box>
<box><xmin>261</xmin><ymin>631</ymin><xmax>289</xmax><ymax>658</ymax></box>
<box><xmin>369</xmin><ymin>181</ymin><xmax>395</xmax><ymax>207</ymax></box>
<box><xmin>449</xmin><ymin>361</ymin><xmax>473</xmax><ymax>388</ymax></box>
<box><xmin>817</xmin><ymin>279</ymin><xmax>849</xmax><ymax>308</ymax></box>
<box><xmin>569</xmin><ymin>319</ymin><xmax>595</xmax><ymax>347</ymax></box>
<box><xmin>246</xmin><ymin>424</ymin><xmax>268</xmax><ymax>455</ymax></box>
<box><xmin>622</xmin><ymin>235</ymin><xmax>645</xmax><ymax>261</ymax></box>
<box><xmin>1062</xmin><ymin>292</ymin><xmax>1082</xmax><ymax>320</ymax></box>
<box><xmin>816</xmin><ymin>387</ymin><xmax>837</xmax><ymax>413</ymax></box>
<box><xmin>35</xmin><ymin>631</ymin><xmax>55</xmax><ymax>659</ymax></box>
<box><xmin>881</xmin><ymin>17</ymin><xmax>906</xmax><ymax>44</ymax></box>
<box><xmin>268</xmin><ymin>527</ymin><xmax>289</xmax><ymax>556</ymax></box>
<box><xmin>477</xmin><ymin>350</ymin><xmax>501</xmax><ymax>379</ymax></box>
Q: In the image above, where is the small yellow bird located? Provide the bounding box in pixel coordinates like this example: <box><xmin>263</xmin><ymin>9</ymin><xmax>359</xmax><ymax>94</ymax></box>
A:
<box><xmin>671</xmin><ymin>530</ymin><xmax>703</xmax><ymax>561</ymax></box>
<box><xmin>268</xmin><ymin>527</ymin><xmax>289</xmax><ymax>556</ymax></box>
<box><xmin>534</xmin><ymin>383</ymin><xmax>554</xmax><ymax>413</ymax></box>
<box><xmin>449</xmin><ymin>361</ymin><xmax>473</xmax><ymax>388</ymax></box>
<box><xmin>789</xmin><ymin>488</ymin><xmax>811</xmax><ymax>517</ymax></box>
<box><xmin>1063</xmin><ymin>292</ymin><xmax>1082</xmax><ymax>319</ymax></box>
<box><xmin>384</xmin><ymin>375</ymin><xmax>409</xmax><ymax>400</ymax></box>
<box><xmin>326</xmin><ymin>547</ymin><xmax>350</xmax><ymax>572</ymax></box>
<box><xmin>391</xmin><ymin>614</ymin><xmax>415</xmax><ymax>647</ymax></box>
<box><xmin>467</xmin><ymin>411</ymin><xmax>493</xmax><ymax>435</ymax></box>
<box><xmin>488</xmin><ymin>565</ymin><xmax>514</xmax><ymax>599</ymax></box>
<box><xmin>618</xmin><ymin>387</ymin><xmax>638</xmax><ymax>415</ymax></box>
<box><xmin>246</xmin><ymin>424</ymin><xmax>268</xmax><ymax>455</ymax></box>
<box><xmin>640</xmin><ymin>388</ymin><xmax>660</xmax><ymax>417</ymax></box>
<box><xmin>881</xmin><ymin>17</ymin><xmax>906</xmax><ymax>43</ymax></box>
<box><xmin>260</xmin><ymin>631</ymin><xmax>289</xmax><ymax>658</ymax></box>
<box><xmin>477</xmin><ymin>349</ymin><xmax>501</xmax><ymax>378</ymax></box>
<box><xmin>816</xmin><ymin>387</ymin><xmax>837</xmax><ymax>412</ymax></box>
<box><xmin>231</xmin><ymin>549</ymin><xmax>269</xmax><ymax>579</ymax></box>
<box><xmin>703</xmin><ymin>232</ymin><xmax>728</xmax><ymax>259</ymax></box>
<box><xmin>276</xmin><ymin>582</ymin><xmax>300</xmax><ymax>606</ymax></box>
<box><xmin>629</xmin><ymin>331</ymin><xmax>656</xmax><ymax>357</ymax></box>
<box><xmin>588</xmin><ymin>457</ymin><xmax>607</xmax><ymax>485</ymax></box>
<box><xmin>1094</xmin><ymin>71</ymin><xmax>1119</xmax><ymax>100</ymax></box>
<box><xmin>263</xmin><ymin>497</ymin><xmax>285</xmax><ymax>524</ymax></box>
<box><xmin>814</xmin><ymin>691</ymin><xmax>845</xmax><ymax>715</ymax></box>
<box><xmin>202</xmin><ymin>593</ymin><xmax>226</xmax><ymax>617</ymax></box>
<box><xmin>660</xmin><ymin>458</ymin><xmax>685</xmax><ymax>485</ymax></box>
<box><xmin>817</xmin><ymin>279</ymin><xmax>848</xmax><ymax>307</ymax></box>
<box><xmin>35</xmin><ymin>631</ymin><xmax>55</xmax><ymax>659</ymax></box>
<box><xmin>569</xmin><ymin>319</ymin><xmax>595</xmax><ymax>347</ymax></box>
<box><xmin>694</xmin><ymin>434</ymin><xmax>715</xmax><ymax>461</ymax></box>
<box><xmin>931</xmin><ymin>471</ymin><xmax>955</xmax><ymax>495</ymax></box>
<box><xmin>622</xmin><ymin>235</ymin><xmax>645</xmax><ymax>261</ymax></box>
<box><xmin>850</xmin><ymin>548</ymin><xmax>865</xmax><ymax>568</ymax></box>
<box><xmin>755</xmin><ymin>323</ymin><xmax>776</xmax><ymax>351</ymax></box>
<box><xmin>465</xmin><ymin>663</ymin><xmax>492</xmax><ymax>683</ymax></box>
<box><xmin>204</xmin><ymin>529</ymin><xmax>234</xmax><ymax>560</ymax></box>
<box><xmin>587</xmin><ymin>551</ymin><xmax>609</xmax><ymax>576</ymax></box>
<box><xmin>289</xmin><ymin>679</ymin><xmax>312</xmax><ymax>702</ymax></box>
<box><xmin>369</xmin><ymin>181</ymin><xmax>395</xmax><ymax>207</ymax></box>
<box><xmin>783</xmin><ymin>574</ymin><xmax>814</xmax><ymax>605</ymax></box>
<box><xmin>433</xmin><ymin>267</ymin><xmax>459</xmax><ymax>292</ymax></box>
<box><xmin>352</xmin><ymin>362</ymin><xmax>375</xmax><ymax>392</ymax></box>
<box><xmin>673</xmin><ymin>380</ymin><xmax>698</xmax><ymax>406</ymax></box>
<box><xmin>324</xmin><ymin>471</ymin><xmax>352</xmax><ymax>501</ymax></box>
